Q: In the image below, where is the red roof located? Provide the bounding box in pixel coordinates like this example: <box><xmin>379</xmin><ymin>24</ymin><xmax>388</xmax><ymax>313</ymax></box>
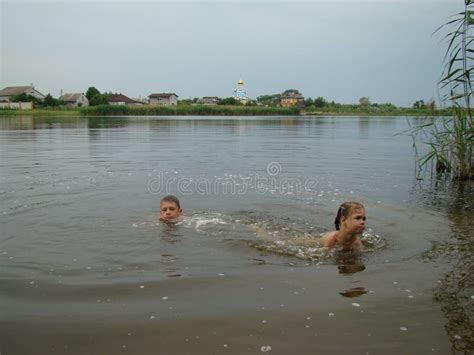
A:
<box><xmin>108</xmin><ymin>93</ymin><xmax>138</xmax><ymax>104</ymax></box>
<box><xmin>148</xmin><ymin>93</ymin><xmax>179</xmax><ymax>99</ymax></box>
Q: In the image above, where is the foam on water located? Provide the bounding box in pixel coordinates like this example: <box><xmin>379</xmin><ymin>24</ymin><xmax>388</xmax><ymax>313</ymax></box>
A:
<box><xmin>182</xmin><ymin>213</ymin><xmax>227</xmax><ymax>231</ymax></box>
<box><xmin>238</xmin><ymin>215</ymin><xmax>385</xmax><ymax>263</ymax></box>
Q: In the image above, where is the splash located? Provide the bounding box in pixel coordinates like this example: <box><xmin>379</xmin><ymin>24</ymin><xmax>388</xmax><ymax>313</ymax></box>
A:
<box><xmin>245</xmin><ymin>219</ymin><xmax>328</xmax><ymax>262</ymax></box>
<box><xmin>361</xmin><ymin>228</ymin><xmax>385</xmax><ymax>249</ymax></box>
<box><xmin>182</xmin><ymin>213</ymin><xmax>227</xmax><ymax>231</ymax></box>
<box><xmin>246</xmin><ymin>221</ymin><xmax>385</xmax><ymax>262</ymax></box>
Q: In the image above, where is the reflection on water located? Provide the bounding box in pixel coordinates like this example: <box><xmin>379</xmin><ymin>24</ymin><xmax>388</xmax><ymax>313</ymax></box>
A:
<box><xmin>334</xmin><ymin>253</ymin><xmax>367</xmax><ymax>275</ymax></box>
<box><xmin>339</xmin><ymin>287</ymin><xmax>368</xmax><ymax>298</ymax></box>
<box><xmin>329</xmin><ymin>249</ymin><xmax>369</xmax><ymax>299</ymax></box>
<box><xmin>332</xmin><ymin>250</ymin><xmax>367</xmax><ymax>299</ymax></box>
<box><xmin>0</xmin><ymin>115</ymin><xmax>87</xmax><ymax>130</ymax></box>
<box><xmin>160</xmin><ymin>222</ymin><xmax>183</xmax><ymax>244</ymax></box>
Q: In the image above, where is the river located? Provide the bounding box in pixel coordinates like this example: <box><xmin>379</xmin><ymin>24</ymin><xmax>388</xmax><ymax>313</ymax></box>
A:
<box><xmin>0</xmin><ymin>115</ymin><xmax>472</xmax><ymax>354</ymax></box>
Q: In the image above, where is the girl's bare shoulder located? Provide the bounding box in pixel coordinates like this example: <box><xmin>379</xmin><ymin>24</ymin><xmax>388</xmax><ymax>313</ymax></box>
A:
<box><xmin>320</xmin><ymin>231</ymin><xmax>338</xmax><ymax>247</ymax></box>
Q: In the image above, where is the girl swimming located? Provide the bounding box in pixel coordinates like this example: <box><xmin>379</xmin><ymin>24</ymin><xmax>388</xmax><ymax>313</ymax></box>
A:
<box><xmin>321</xmin><ymin>202</ymin><xmax>366</xmax><ymax>251</ymax></box>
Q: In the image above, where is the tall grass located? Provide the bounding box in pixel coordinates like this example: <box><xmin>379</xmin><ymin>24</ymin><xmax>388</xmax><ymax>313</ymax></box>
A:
<box><xmin>413</xmin><ymin>1</ymin><xmax>473</xmax><ymax>180</ymax></box>
<box><xmin>80</xmin><ymin>104</ymin><xmax>300</xmax><ymax>116</ymax></box>
<box><xmin>0</xmin><ymin>107</ymin><xmax>81</xmax><ymax>116</ymax></box>
<box><xmin>305</xmin><ymin>105</ymin><xmax>452</xmax><ymax>116</ymax></box>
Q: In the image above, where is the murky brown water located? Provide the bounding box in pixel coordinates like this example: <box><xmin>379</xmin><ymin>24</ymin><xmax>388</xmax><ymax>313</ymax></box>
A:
<box><xmin>0</xmin><ymin>115</ymin><xmax>472</xmax><ymax>354</ymax></box>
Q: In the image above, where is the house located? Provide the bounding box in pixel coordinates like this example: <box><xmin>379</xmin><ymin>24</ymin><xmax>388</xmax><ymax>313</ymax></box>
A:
<box><xmin>196</xmin><ymin>96</ymin><xmax>219</xmax><ymax>105</ymax></box>
<box><xmin>108</xmin><ymin>93</ymin><xmax>142</xmax><ymax>106</ymax></box>
<box><xmin>0</xmin><ymin>85</ymin><xmax>46</xmax><ymax>102</ymax></box>
<box><xmin>132</xmin><ymin>97</ymin><xmax>149</xmax><ymax>105</ymax></box>
<box><xmin>280</xmin><ymin>92</ymin><xmax>304</xmax><ymax>108</ymax></box>
<box><xmin>60</xmin><ymin>93</ymin><xmax>89</xmax><ymax>107</ymax></box>
<box><xmin>148</xmin><ymin>93</ymin><xmax>178</xmax><ymax>106</ymax></box>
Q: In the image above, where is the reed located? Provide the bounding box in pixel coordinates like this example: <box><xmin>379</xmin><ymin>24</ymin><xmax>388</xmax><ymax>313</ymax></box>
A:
<box><xmin>80</xmin><ymin>104</ymin><xmax>300</xmax><ymax>116</ymax></box>
<box><xmin>412</xmin><ymin>1</ymin><xmax>473</xmax><ymax>180</ymax></box>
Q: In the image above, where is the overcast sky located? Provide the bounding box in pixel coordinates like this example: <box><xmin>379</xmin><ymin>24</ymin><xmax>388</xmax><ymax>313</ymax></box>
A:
<box><xmin>0</xmin><ymin>0</ymin><xmax>461</xmax><ymax>105</ymax></box>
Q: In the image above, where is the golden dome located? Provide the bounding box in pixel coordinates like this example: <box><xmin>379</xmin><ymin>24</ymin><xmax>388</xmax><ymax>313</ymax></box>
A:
<box><xmin>238</xmin><ymin>79</ymin><xmax>244</xmax><ymax>85</ymax></box>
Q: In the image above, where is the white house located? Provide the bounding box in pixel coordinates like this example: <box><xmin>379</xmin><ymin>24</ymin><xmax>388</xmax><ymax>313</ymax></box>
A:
<box><xmin>148</xmin><ymin>93</ymin><xmax>178</xmax><ymax>106</ymax></box>
<box><xmin>196</xmin><ymin>97</ymin><xmax>219</xmax><ymax>105</ymax></box>
<box><xmin>0</xmin><ymin>85</ymin><xmax>46</xmax><ymax>102</ymax></box>
<box><xmin>60</xmin><ymin>93</ymin><xmax>89</xmax><ymax>107</ymax></box>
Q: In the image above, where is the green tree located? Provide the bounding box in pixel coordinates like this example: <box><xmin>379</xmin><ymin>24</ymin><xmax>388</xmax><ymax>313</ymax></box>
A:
<box><xmin>85</xmin><ymin>86</ymin><xmax>109</xmax><ymax>106</ymax></box>
<box><xmin>42</xmin><ymin>94</ymin><xmax>59</xmax><ymax>107</ymax></box>
<box><xmin>218</xmin><ymin>97</ymin><xmax>242</xmax><ymax>105</ymax></box>
<box><xmin>10</xmin><ymin>93</ymin><xmax>41</xmax><ymax>107</ymax></box>
<box><xmin>86</xmin><ymin>86</ymin><xmax>100</xmax><ymax>101</ymax></box>
<box><xmin>359</xmin><ymin>97</ymin><xmax>371</xmax><ymax>106</ymax></box>
<box><xmin>11</xmin><ymin>93</ymin><xmax>32</xmax><ymax>102</ymax></box>
<box><xmin>282</xmin><ymin>89</ymin><xmax>301</xmax><ymax>95</ymax></box>
<box><xmin>413</xmin><ymin>99</ymin><xmax>425</xmax><ymax>109</ymax></box>
<box><xmin>314</xmin><ymin>96</ymin><xmax>328</xmax><ymax>108</ymax></box>
<box><xmin>256</xmin><ymin>94</ymin><xmax>281</xmax><ymax>106</ymax></box>
<box><xmin>89</xmin><ymin>93</ymin><xmax>109</xmax><ymax>106</ymax></box>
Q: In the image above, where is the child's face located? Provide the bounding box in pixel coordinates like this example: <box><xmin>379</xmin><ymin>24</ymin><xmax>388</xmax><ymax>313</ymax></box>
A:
<box><xmin>160</xmin><ymin>201</ymin><xmax>182</xmax><ymax>221</ymax></box>
<box><xmin>342</xmin><ymin>208</ymin><xmax>366</xmax><ymax>234</ymax></box>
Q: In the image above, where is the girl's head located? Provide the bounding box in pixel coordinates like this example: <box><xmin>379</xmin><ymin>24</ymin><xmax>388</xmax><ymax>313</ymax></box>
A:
<box><xmin>160</xmin><ymin>195</ymin><xmax>182</xmax><ymax>221</ymax></box>
<box><xmin>334</xmin><ymin>202</ymin><xmax>365</xmax><ymax>232</ymax></box>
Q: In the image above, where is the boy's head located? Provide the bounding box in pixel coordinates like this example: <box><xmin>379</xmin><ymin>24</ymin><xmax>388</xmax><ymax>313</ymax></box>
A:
<box><xmin>160</xmin><ymin>195</ymin><xmax>182</xmax><ymax>221</ymax></box>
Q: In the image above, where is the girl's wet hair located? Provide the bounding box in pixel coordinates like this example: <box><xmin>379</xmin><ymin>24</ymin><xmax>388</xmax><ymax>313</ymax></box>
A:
<box><xmin>160</xmin><ymin>195</ymin><xmax>181</xmax><ymax>209</ymax></box>
<box><xmin>334</xmin><ymin>202</ymin><xmax>364</xmax><ymax>230</ymax></box>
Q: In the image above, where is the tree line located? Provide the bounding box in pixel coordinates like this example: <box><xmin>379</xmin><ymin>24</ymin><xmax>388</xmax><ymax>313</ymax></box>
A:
<box><xmin>8</xmin><ymin>86</ymin><xmax>438</xmax><ymax>111</ymax></box>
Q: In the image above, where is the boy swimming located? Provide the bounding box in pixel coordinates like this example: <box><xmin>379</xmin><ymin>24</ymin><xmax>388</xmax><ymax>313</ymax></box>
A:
<box><xmin>159</xmin><ymin>195</ymin><xmax>183</xmax><ymax>222</ymax></box>
<box><xmin>321</xmin><ymin>202</ymin><xmax>366</xmax><ymax>251</ymax></box>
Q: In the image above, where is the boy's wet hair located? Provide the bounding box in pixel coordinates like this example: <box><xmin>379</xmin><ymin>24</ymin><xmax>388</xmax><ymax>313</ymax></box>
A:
<box><xmin>160</xmin><ymin>195</ymin><xmax>181</xmax><ymax>209</ymax></box>
<box><xmin>334</xmin><ymin>202</ymin><xmax>364</xmax><ymax>230</ymax></box>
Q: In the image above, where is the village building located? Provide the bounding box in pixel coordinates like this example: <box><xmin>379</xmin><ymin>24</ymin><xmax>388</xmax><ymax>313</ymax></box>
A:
<box><xmin>280</xmin><ymin>91</ymin><xmax>304</xmax><ymax>108</ymax></box>
<box><xmin>60</xmin><ymin>93</ymin><xmax>89</xmax><ymax>107</ymax></box>
<box><xmin>132</xmin><ymin>97</ymin><xmax>148</xmax><ymax>105</ymax></box>
<box><xmin>108</xmin><ymin>93</ymin><xmax>142</xmax><ymax>106</ymax></box>
<box><xmin>148</xmin><ymin>93</ymin><xmax>178</xmax><ymax>106</ymax></box>
<box><xmin>0</xmin><ymin>85</ymin><xmax>46</xmax><ymax>102</ymax></box>
<box><xmin>196</xmin><ymin>96</ymin><xmax>219</xmax><ymax>105</ymax></box>
<box><xmin>233</xmin><ymin>79</ymin><xmax>250</xmax><ymax>104</ymax></box>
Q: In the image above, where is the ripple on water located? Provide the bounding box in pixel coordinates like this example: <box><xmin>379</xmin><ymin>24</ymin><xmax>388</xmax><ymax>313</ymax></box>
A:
<box><xmin>176</xmin><ymin>210</ymin><xmax>388</xmax><ymax>265</ymax></box>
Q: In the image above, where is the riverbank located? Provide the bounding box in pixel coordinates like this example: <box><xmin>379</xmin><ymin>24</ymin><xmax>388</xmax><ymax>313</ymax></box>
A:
<box><xmin>303</xmin><ymin>107</ymin><xmax>452</xmax><ymax>117</ymax></box>
<box><xmin>0</xmin><ymin>105</ymin><xmax>452</xmax><ymax>117</ymax></box>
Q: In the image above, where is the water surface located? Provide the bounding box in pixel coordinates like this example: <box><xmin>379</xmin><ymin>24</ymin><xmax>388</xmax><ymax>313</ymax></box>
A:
<box><xmin>0</xmin><ymin>115</ymin><xmax>472</xmax><ymax>354</ymax></box>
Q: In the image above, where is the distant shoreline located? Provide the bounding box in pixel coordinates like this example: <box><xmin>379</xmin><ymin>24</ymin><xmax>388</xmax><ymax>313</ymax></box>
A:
<box><xmin>0</xmin><ymin>105</ymin><xmax>452</xmax><ymax>117</ymax></box>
